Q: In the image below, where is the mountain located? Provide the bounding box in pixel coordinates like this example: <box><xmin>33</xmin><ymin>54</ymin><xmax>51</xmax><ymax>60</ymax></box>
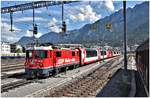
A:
<box><xmin>17</xmin><ymin>2</ymin><xmax>149</xmax><ymax>47</ymax></box>
<box><xmin>17</xmin><ymin>36</ymin><xmax>35</xmax><ymax>46</ymax></box>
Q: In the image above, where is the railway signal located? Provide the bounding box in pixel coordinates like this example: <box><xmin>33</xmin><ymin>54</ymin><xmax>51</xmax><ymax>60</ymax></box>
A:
<box><xmin>33</xmin><ymin>24</ymin><xmax>38</xmax><ymax>34</ymax></box>
<box><xmin>62</xmin><ymin>21</ymin><xmax>67</xmax><ymax>33</ymax></box>
<box><xmin>61</xmin><ymin>1</ymin><xmax>67</xmax><ymax>33</ymax></box>
<box><xmin>105</xmin><ymin>23</ymin><xmax>112</xmax><ymax>30</ymax></box>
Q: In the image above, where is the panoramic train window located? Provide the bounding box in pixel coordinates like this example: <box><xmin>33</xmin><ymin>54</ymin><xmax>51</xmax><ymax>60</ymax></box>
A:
<box><xmin>56</xmin><ymin>51</ymin><xmax>61</xmax><ymax>57</ymax></box>
<box><xmin>35</xmin><ymin>50</ymin><xmax>47</xmax><ymax>58</ymax></box>
<box><xmin>86</xmin><ymin>49</ymin><xmax>97</xmax><ymax>58</ymax></box>
<box><xmin>72</xmin><ymin>51</ymin><xmax>75</xmax><ymax>56</ymax></box>
<box><xmin>26</xmin><ymin>50</ymin><xmax>32</xmax><ymax>58</ymax></box>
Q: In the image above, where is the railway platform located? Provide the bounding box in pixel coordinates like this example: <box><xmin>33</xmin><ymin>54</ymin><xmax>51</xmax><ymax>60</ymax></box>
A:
<box><xmin>1</xmin><ymin>69</ymin><xmax>25</xmax><ymax>79</ymax></box>
<box><xmin>96</xmin><ymin>55</ymin><xmax>148</xmax><ymax>97</ymax></box>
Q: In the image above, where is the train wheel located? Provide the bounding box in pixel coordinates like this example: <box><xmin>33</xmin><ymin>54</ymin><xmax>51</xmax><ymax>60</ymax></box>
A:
<box><xmin>49</xmin><ymin>71</ymin><xmax>53</xmax><ymax>76</ymax></box>
<box><xmin>76</xmin><ymin>64</ymin><xmax>80</xmax><ymax>68</ymax></box>
<box><xmin>53</xmin><ymin>68</ymin><xmax>59</xmax><ymax>76</ymax></box>
<box><xmin>56</xmin><ymin>69</ymin><xmax>59</xmax><ymax>74</ymax></box>
<box><xmin>64</xmin><ymin>67</ymin><xmax>67</xmax><ymax>74</ymax></box>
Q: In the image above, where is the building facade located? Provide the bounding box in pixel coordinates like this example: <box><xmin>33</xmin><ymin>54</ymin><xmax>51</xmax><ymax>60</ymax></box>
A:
<box><xmin>1</xmin><ymin>42</ymin><xmax>11</xmax><ymax>54</ymax></box>
<box><xmin>10</xmin><ymin>44</ymin><xmax>24</xmax><ymax>53</ymax></box>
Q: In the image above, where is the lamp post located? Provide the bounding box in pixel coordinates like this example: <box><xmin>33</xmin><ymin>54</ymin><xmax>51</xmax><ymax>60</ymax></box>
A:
<box><xmin>123</xmin><ymin>1</ymin><xmax>127</xmax><ymax>71</ymax></box>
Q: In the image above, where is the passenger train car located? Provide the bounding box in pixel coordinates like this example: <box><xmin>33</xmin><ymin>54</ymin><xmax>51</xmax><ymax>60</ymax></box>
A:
<box><xmin>1</xmin><ymin>53</ymin><xmax>26</xmax><ymax>59</ymax></box>
<box><xmin>25</xmin><ymin>46</ymin><xmax>120</xmax><ymax>78</ymax></box>
<box><xmin>136</xmin><ymin>39</ymin><xmax>149</xmax><ymax>95</ymax></box>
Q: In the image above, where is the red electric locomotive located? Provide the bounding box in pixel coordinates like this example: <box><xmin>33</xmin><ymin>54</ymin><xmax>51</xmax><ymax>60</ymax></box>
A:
<box><xmin>25</xmin><ymin>46</ymin><xmax>80</xmax><ymax>78</ymax></box>
<box><xmin>25</xmin><ymin>46</ymin><xmax>119</xmax><ymax>78</ymax></box>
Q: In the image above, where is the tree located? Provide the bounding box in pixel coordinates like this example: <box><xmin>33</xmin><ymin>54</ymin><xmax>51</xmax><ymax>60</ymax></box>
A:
<box><xmin>16</xmin><ymin>48</ymin><xmax>21</xmax><ymax>53</ymax></box>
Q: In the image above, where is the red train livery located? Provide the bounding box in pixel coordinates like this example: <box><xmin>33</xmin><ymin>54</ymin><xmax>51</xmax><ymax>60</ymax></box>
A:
<box><xmin>25</xmin><ymin>46</ymin><xmax>120</xmax><ymax>78</ymax></box>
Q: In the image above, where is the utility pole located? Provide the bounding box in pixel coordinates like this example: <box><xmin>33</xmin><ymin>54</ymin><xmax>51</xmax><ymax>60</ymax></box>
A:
<box><xmin>62</xmin><ymin>1</ymin><xmax>64</xmax><ymax>23</ymax></box>
<box><xmin>123</xmin><ymin>1</ymin><xmax>127</xmax><ymax>71</ymax></box>
<box><xmin>32</xmin><ymin>2</ymin><xmax>35</xmax><ymax>48</ymax></box>
<box><xmin>32</xmin><ymin>2</ymin><xmax>38</xmax><ymax>47</ymax></box>
<box><xmin>61</xmin><ymin>1</ymin><xmax>66</xmax><ymax>33</ymax></box>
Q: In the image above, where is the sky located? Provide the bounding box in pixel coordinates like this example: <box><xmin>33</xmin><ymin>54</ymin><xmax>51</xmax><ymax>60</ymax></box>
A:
<box><xmin>1</xmin><ymin>0</ymin><xmax>145</xmax><ymax>43</ymax></box>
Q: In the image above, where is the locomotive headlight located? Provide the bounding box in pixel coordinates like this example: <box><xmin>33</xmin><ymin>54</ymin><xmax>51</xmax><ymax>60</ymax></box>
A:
<box><xmin>39</xmin><ymin>63</ymin><xmax>43</xmax><ymax>67</ymax></box>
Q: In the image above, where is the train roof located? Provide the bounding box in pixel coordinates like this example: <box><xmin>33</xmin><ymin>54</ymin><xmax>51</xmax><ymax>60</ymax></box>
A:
<box><xmin>136</xmin><ymin>39</ymin><xmax>149</xmax><ymax>52</ymax></box>
<box><xmin>26</xmin><ymin>46</ymin><xmax>78</xmax><ymax>51</ymax></box>
<box><xmin>26</xmin><ymin>46</ymin><xmax>53</xmax><ymax>50</ymax></box>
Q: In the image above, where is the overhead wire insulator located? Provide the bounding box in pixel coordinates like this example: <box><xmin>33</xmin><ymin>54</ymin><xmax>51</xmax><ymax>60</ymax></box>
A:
<box><xmin>9</xmin><ymin>11</ymin><xmax>14</xmax><ymax>32</ymax></box>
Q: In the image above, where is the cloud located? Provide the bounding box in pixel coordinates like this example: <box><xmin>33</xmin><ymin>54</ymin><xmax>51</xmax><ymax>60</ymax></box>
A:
<box><xmin>27</xmin><ymin>9</ymin><xmax>43</xmax><ymax>14</ymax></box>
<box><xmin>25</xmin><ymin>30</ymin><xmax>42</xmax><ymax>38</ymax></box>
<box><xmin>35</xmin><ymin>10</ymin><xmax>43</xmax><ymax>14</ymax></box>
<box><xmin>48</xmin><ymin>17</ymin><xmax>61</xmax><ymax>33</ymax></box>
<box><xmin>35</xmin><ymin>32</ymin><xmax>42</xmax><ymax>38</ymax></box>
<box><xmin>48</xmin><ymin>17</ymin><xmax>58</xmax><ymax>26</ymax></box>
<box><xmin>69</xmin><ymin>14</ymin><xmax>78</xmax><ymax>21</ymax></box>
<box><xmin>15</xmin><ymin>17</ymin><xmax>47</xmax><ymax>22</ymax></box>
<box><xmin>1</xmin><ymin>22</ymin><xmax>21</xmax><ymax>42</ymax></box>
<box><xmin>68</xmin><ymin>5</ymin><xmax>101</xmax><ymax>23</ymax></box>
<box><xmin>25</xmin><ymin>30</ymin><xmax>33</xmax><ymax>37</ymax></box>
<box><xmin>104</xmin><ymin>0</ymin><xmax>115</xmax><ymax>12</ymax></box>
<box><xmin>1</xmin><ymin>18</ymin><xmax>9</xmax><ymax>22</ymax></box>
<box><xmin>78</xmin><ymin>13</ymin><xmax>85</xmax><ymax>21</ymax></box>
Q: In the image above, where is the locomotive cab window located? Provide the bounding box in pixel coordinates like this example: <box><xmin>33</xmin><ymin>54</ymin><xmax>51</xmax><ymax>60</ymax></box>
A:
<box><xmin>72</xmin><ymin>51</ymin><xmax>75</xmax><ymax>56</ymax></box>
<box><xmin>35</xmin><ymin>50</ymin><xmax>47</xmax><ymax>58</ymax></box>
<box><xmin>56</xmin><ymin>51</ymin><xmax>61</xmax><ymax>57</ymax></box>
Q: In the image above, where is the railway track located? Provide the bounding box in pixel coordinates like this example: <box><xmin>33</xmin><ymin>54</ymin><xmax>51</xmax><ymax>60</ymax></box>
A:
<box><xmin>1</xmin><ymin>65</ymin><xmax>24</xmax><ymax>72</ymax></box>
<box><xmin>1</xmin><ymin>59</ymin><xmax>25</xmax><ymax>66</ymax></box>
<box><xmin>1</xmin><ymin>57</ymin><xmax>122</xmax><ymax>95</ymax></box>
<box><xmin>1</xmin><ymin>79</ymin><xmax>33</xmax><ymax>93</ymax></box>
<box><xmin>1</xmin><ymin>72</ymin><xmax>25</xmax><ymax>80</ymax></box>
<box><xmin>46</xmin><ymin>58</ymin><xmax>122</xmax><ymax>97</ymax></box>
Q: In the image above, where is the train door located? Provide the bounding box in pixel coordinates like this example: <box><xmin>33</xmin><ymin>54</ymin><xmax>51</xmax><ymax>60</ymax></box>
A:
<box><xmin>48</xmin><ymin>50</ymin><xmax>54</xmax><ymax>68</ymax></box>
<box><xmin>52</xmin><ymin>50</ymin><xmax>59</xmax><ymax>74</ymax></box>
<box><xmin>78</xmin><ymin>48</ymin><xmax>82</xmax><ymax>66</ymax></box>
<box><xmin>75</xmin><ymin>48</ymin><xmax>83</xmax><ymax>66</ymax></box>
<box><xmin>52</xmin><ymin>50</ymin><xmax>56</xmax><ymax>68</ymax></box>
<box><xmin>97</xmin><ymin>48</ymin><xmax>101</xmax><ymax>61</ymax></box>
